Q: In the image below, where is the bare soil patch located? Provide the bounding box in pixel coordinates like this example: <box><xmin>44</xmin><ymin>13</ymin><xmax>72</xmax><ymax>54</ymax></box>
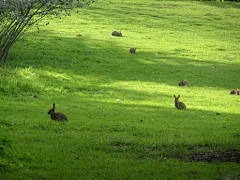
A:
<box><xmin>180</xmin><ymin>150</ymin><xmax>240</xmax><ymax>164</ymax></box>
<box><xmin>144</xmin><ymin>146</ymin><xmax>240</xmax><ymax>164</ymax></box>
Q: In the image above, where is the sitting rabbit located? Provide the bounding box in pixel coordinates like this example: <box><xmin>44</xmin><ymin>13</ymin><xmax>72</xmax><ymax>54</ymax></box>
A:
<box><xmin>129</xmin><ymin>48</ymin><xmax>136</xmax><ymax>54</ymax></box>
<box><xmin>174</xmin><ymin>95</ymin><xmax>186</xmax><ymax>110</ymax></box>
<box><xmin>229</xmin><ymin>88</ymin><xmax>239</xmax><ymax>95</ymax></box>
<box><xmin>111</xmin><ymin>31</ymin><xmax>122</xmax><ymax>36</ymax></box>
<box><xmin>48</xmin><ymin>103</ymin><xmax>68</xmax><ymax>121</ymax></box>
<box><xmin>178</xmin><ymin>79</ymin><xmax>189</xmax><ymax>86</ymax></box>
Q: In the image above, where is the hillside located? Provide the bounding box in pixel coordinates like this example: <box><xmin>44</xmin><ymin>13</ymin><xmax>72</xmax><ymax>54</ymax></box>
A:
<box><xmin>1</xmin><ymin>1</ymin><xmax>240</xmax><ymax>179</ymax></box>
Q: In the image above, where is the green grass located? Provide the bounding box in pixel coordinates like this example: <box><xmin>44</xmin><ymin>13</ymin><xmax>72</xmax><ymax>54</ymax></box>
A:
<box><xmin>1</xmin><ymin>0</ymin><xmax>240</xmax><ymax>179</ymax></box>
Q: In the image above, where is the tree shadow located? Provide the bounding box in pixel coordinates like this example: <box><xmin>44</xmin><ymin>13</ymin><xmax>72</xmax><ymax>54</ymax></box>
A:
<box><xmin>201</xmin><ymin>1</ymin><xmax>240</xmax><ymax>9</ymax></box>
<box><xmin>7</xmin><ymin>31</ymin><xmax>239</xmax><ymax>91</ymax></box>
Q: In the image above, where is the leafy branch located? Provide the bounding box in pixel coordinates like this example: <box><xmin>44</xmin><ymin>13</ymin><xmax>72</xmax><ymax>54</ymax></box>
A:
<box><xmin>0</xmin><ymin>0</ymin><xmax>94</xmax><ymax>64</ymax></box>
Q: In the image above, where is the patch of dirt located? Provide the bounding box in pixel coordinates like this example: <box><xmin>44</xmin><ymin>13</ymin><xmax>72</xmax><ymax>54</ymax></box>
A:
<box><xmin>177</xmin><ymin>150</ymin><xmax>240</xmax><ymax>164</ymax></box>
<box><xmin>145</xmin><ymin>146</ymin><xmax>240</xmax><ymax>164</ymax></box>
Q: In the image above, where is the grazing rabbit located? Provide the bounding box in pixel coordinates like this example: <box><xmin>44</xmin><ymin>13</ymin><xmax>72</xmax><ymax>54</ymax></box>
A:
<box><xmin>178</xmin><ymin>79</ymin><xmax>189</xmax><ymax>86</ymax></box>
<box><xmin>229</xmin><ymin>88</ymin><xmax>239</xmax><ymax>95</ymax></box>
<box><xmin>111</xmin><ymin>31</ymin><xmax>122</xmax><ymax>36</ymax></box>
<box><xmin>174</xmin><ymin>95</ymin><xmax>186</xmax><ymax>110</ymax></box>
<box><xmin>48</xmin><ymin>103</ymin><xmax>68</xmax><ymax>121</ymax></box>
<box><xmin>129</xmin><ymin>48</ymin><xmax>136</xmax><ymax>54</ymax></box>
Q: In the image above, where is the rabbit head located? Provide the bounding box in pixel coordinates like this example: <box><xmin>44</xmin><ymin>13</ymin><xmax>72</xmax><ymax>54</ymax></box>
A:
<box><xmin>118</xmin><ymin>31</ymin><xmax>122</xmax><ymax>36</ymax></box>
<box><xmin>174</xmin><ymin>95</ymin><xmax>186</xmax><ymax>110</ymax></box>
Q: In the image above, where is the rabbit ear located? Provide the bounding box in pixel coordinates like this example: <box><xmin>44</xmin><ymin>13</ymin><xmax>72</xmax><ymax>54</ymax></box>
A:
<box><xmin>53</xmin><ymin>103</ymin><xmax>55</xmax><ymax>109</ymax></box>
<box><xmin>178</xmin><ymin>95</ymin><xmax>180</xmax><ymax>98</ymax></box>
<box><xmin>174</xmin><ymin>95</ymin><xmax>176</xmax><ymax>98</ymax></box>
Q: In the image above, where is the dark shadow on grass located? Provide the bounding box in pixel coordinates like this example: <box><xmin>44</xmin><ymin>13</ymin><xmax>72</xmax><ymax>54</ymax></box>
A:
<box><xmin>202</xmin><ymin>1</ymin><xmax>240</xmax><ymax>9</ymax></box>
<box><xmin>7</xmin><ymin>32</ymin><xmax>239</xmax><ymax>91</ymax></box>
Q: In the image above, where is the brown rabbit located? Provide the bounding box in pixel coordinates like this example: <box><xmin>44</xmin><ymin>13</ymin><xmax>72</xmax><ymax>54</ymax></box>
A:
<box><xmin>129</xmin><ymin>48</ymin><xmax>136</xmax><ymax>54</ymax></box>
<box><xmin>48</xmin><ymin>103</ymin><xmax>68</xmax><ymax>121</ymax></box>
<box><xmin>111</xmin><ymin>31</ymin><xmax>122</xmax><ymax>36</ymax></box>
<box><xmin>229</xmin><ymin>88</ymin><xmax>239</xmax><ymax>95</ymax></box>
<box><xmin>174</xmin><ymin>95</ymin><xmax>186</xmax><ymax>110</ymax></box>
<box><xmin>178</xmin><ymin>79</ymin><xmax>189</xmax><ymax>86</ymax></box>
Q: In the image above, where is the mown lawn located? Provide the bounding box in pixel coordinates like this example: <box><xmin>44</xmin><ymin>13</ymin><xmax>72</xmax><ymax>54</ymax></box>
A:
<box><xmin>1</xmin><ymin>0</ymin><xmax>240</xmax><ymax>179</ymax></box>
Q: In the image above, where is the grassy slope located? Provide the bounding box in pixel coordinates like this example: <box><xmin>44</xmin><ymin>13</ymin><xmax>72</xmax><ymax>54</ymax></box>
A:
<box><xmin>1</xmin><ymin>0</ymin><xmax>240</xmax><ymax>179</ymax></box>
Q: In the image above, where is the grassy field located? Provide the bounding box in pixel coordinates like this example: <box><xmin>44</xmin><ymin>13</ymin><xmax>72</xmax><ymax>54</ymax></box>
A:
<box><xmin>1</xmin><ymin>0</ymin><xmax>240</xmax><ymax>179</ymax></box>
